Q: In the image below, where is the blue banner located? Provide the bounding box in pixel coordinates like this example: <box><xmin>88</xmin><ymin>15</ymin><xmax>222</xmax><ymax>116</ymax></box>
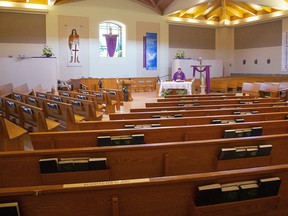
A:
<box><xmin>145</xmin><ymin>32</ymin><xmax>157</xmax><ymax>70</ymax></box>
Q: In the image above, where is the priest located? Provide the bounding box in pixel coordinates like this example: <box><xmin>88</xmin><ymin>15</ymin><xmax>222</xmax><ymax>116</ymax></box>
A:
<box><xmin>172</xmin><ymin>68</ymin><xmax>186</xmax><ymax>81</ymax></box>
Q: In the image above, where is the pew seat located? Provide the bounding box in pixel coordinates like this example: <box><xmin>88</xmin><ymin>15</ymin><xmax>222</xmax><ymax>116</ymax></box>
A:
<box><xmin>0</xmin><ymin>114</ymin><xmax>27</xmax><ymax>151</ymax></box>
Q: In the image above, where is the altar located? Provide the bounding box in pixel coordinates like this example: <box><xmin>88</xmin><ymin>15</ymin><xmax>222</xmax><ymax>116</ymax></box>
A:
<box><xmin>158</xmin><ymin>81</ymin><xmax>194</xmax><ymax>96</ymax></box>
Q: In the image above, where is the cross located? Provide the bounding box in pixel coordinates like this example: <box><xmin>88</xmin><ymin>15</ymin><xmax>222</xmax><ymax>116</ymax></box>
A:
<box><xmin>72</xmin><ymin>44</ymin><xmax>79</xmax><ymax>63</ymax></box>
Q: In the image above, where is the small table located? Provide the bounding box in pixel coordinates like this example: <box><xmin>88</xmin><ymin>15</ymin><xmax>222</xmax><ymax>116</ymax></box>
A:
<box><xmin>158</xmin><ymin>81</ymin><xmax>193</xmax><ymax>96</ymax></box>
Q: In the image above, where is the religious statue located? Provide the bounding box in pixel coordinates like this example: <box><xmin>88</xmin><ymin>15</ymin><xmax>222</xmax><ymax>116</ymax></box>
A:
<box><xmin>68</xmin><ymin>29</ymin><xmax>80</xmax><ymax>63</ymax></box>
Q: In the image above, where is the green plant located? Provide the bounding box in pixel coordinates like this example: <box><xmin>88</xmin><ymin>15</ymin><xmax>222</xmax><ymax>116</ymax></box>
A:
<box><xmin>176</xmin><ymin>89</ymin><xmax>187</xmax><ymax>95</ymax></box>
<box><xmin>42</xmin><ymin>45</ymin><xmax>54</xmax><ymax>57</ymax></box>
<box><xmin>161</xmin><ymin>89</ymin><xmax>171</xmax><ymax>97</ymax></box>
<box><xmin>175</xmin><ymin>50</ymin><xmax>185</xmax><ymax>59</ymax></box>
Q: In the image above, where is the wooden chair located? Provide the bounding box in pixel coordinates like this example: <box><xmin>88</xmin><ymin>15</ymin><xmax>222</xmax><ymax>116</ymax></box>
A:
<box><xmin>137</xmin><ymin>80</ymin><xmax>146</xmax><ymax>92</ymax></box>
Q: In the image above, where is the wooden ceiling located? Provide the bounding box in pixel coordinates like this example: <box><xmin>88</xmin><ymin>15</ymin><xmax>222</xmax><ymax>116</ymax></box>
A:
<box><xmin>134</xmin><ymin>0</ymin><xmax>288</xmax><ymax>26</ymax></box>
<box><xmin>1</xmin><ymin>0</ymin><xmax>288</xmax><ymax>26</ymax></box>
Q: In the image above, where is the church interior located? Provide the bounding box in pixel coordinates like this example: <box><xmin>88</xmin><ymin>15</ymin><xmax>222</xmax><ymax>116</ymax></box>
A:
<box><xmin>1</xmin><ymin>0</ymin><xmax>288</xmax><ymax>215</ymax></box>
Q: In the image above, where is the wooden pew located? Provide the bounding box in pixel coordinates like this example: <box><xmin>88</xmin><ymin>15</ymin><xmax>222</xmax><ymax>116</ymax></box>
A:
<box><xmin>210</xmin><ymin>78</ymin><xmax>228</xmax><ymax>93</ymax></box>
<box><xmin>76</xmin><ymin>111</ymin><xmax>288</xmax><ymax>130</ymax></box>
<box><xmin>242</xmin><ymin>82</ymin><xmax>261</xmax><ymax>96</ymax></box>
<box><xmin>1</xmin><ymin>133</ymin><xmax>288</xmax><ymax>188</ymax></box>
<box><xmin>145</xmin><ymin>98</ymin><xmax>281</xmax><ymax>108</ymax></box>
<box><xmin>15</xmin><ymin>93</ymin><xmax>84</xmax><ymax>130</ymax></box>
<box><xmin>0</xmin><ymin>83</ymin><xmax>13</xmax><ymax>96</ymax></box>
<box><xmin>37</xmin><ymin>92</ymin><xmax>103</xmax><ymax>121</ymax></box>
<box><xmin>99</xmin><ymin>88</ymin><xmax>123</xmax><ymax>110</ymax></box>
<box><xmin>157</xmin><ymin>95</ymin><xmax>256</xmax><ymax>102</ymax></box>
<box><xmin>258</xmin><ymin>82</ymin><xmax>280</xmax><ymax>98</ymax></box>
<box><xmin>13</xmin><ymin>83</ymin><xmax>31</xmax><ymax>95</ymax></box>
<box><xmin>130</xmin><ymin>101</ymin><xmax>288</xmax><ymax>113</ymax></box>
<box><xmin>165</xmin><ymin>92</ymin><xmax>236</xmax><ymax>98</ymax></box>
<box><xmin>0</xmin><ymin>114</ymin><xmax>27</xmax><ymax>151</ymax></box>
<box><xmin>0</xmin><ymin>164</ymin><xmax>288</xmax><ymax>216</ymax></box>
<box><xmin>110</xmin><ymin>106</ymin><xmax>288</xmax><ymax>120</ymax></box>
<box><xmin>59</xmin><ymin>89</ymin><xmax>116</xmax><ymax>114</ymax></box>
<box><xmin>29</xmin><ymin>119</ymin><xmax>288</xmax><ymax>150</ymax></box>
<box><xmin>0</xmin><ymin>97</ymin><xmax>61</xmax><ymax>132</ymax></box>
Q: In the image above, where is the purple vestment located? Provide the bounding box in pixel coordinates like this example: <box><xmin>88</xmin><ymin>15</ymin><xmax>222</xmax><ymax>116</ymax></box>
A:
<box><xmin>173</xmin><ymin>71</ymin><xmax>186</xmax><ymax>81</ymax></box>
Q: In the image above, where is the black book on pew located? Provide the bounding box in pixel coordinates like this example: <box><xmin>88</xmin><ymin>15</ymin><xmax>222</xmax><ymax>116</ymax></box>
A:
<box><xmin>97</xmin><ymin>136</ymin><xmax>111</xmax><ymax>146</ymax></box>
<box><xmin>0</xmin><ymin>202</ymin><xmax>20</xmax><ymax>216</ymax></box>
<box><xmin>245</xmin><ymin>146</ymin><xmax>258</xmax><ymax>157</ymax></box>
<box><xmin>124</xmin><ymin>124</ymin><xmax>135</xmax><ymax>128</ymax></box>
<box><xmin>242</xmin><ymin>128</ymin><xmax>252</xmax><ymax>137</ymax></box>
<box><xmin>212</xmin><ymin>119</ymin><xmax>222</xmax><ymax>124</ymax></box>
<box><xmin>223</xmin><ymin>129</ymin><xmax>236</xmax><ymax>138</ymax></box>
<box><xmin>58</xmin><ymin>160</ymin><xmax>74</xmax><ymax>172</ymax></box>
<box><xmin>152</xmin><ymin>115</ymin><xmax>161</xmax><ymax>118</ymax></box>
<box><xmin>73</xmin><ymin>159</ymin><xmax>89</xmax><ymax>171</ymax></box>
<box><xmin>195</xmin><ymin>183</ymin><xmax>222</xmax><ymax>206</ymax></box>
<box><xmin>235</xmin><ymin>119</ymin><xmax>245</xmax><ymax>123</ymax></box>
<box><xmin>257</xmin><ymin>177</ymin><xmax>281</xmax><ymax>198</ymax></box>
<box><xmin>39</xmin><ymin>158</ymin><xmax>59</xmax><ymax>173</ymax></box>
<box><xmin>89</xmin><ymin>158</ymin><xmax>108</xmax><ymax>170</ymax></box>
<box><xmin>221</xmin><ymin>185</ymin><xmax>240</xmax><ymax>203</ymax></box>
<box><xmin>219</xmin><ymin>147</ymin><xmax>236</xmax><ymax>160</ymax></box>
<box><xmin>239</xmin><ymin>183</ymin><xmax>259</xmax><ymax>200</ymax></box>
<box><xmin>251</xmin><ymin>127</ymin><xmax>263</xmax><ymax>136</ymax></box>
<box><xmin>235</xmin><ymin>148</ymin><xmax>247</xmax><ymax>158</ymax></box>
<box><xmin>257</xmin><ymin>144</ymin><xmax>272</xmax><ymax>156</ymax></box>
<box><xmin>174</xmin><ymin>114</ymin><xmax>183</xmax><ymax>118</ymax></box>
<box><xmin>251</xmin><ymin>110</ymin><xmax>259</xmax><ymax>114</ymax></box>
<box><xmin>132</xmin><ymin>134</ymin><xmax>145</xmax><ymax>144</ymax></box>
<box><xmin>151</xmin><ymin>123</ymin><xmax>161</xmax><ymax>127</ymax></box>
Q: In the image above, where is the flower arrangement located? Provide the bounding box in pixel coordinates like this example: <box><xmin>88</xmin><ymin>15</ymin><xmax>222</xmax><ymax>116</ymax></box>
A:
<box><xmin>175</xmin><ymin>50</ymin><xmax>185</xmax><ymax>59</ymax></box>
<box><xmin>42</xmin><ymin>45</ymin><xmax>54</xmax><ymax>57</ymax></box>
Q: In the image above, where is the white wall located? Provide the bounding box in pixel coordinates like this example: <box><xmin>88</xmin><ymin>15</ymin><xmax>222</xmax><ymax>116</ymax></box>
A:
<box><xmin>215</xmin><ymin>27</ymin><xmax>234</xmax><ymax>76</ymax></box>
<box><xmin>234</xmin><ymin>46</ymin><xmax>283</xmax><ymax>75</ymax></box>
<box><xmin>46</xmin><ymin>0</ymin><xmax>170</xmax><ymax>80</ymax></box>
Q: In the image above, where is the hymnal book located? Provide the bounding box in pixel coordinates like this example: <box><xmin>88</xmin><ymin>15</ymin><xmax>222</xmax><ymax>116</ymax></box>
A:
<box><xmin>152</xmin><ymin>115</ymin><xmax>161</xmax><ymax>118</ymax></box>
<box><xmin>235</xmin><ymin>148</ymin><xmax>247</xmax><ymax>158</ymax></box>
<box><xmin>97</xmin><ymin>136</ymin><xmax>111</xmax><ymax>146</ymax></box>
<box><xmin>245</xmin><ymin>147</ymin><xmax>258</xmax><ymax>157</ymax></box>
<box><xmin>253</xmin><ymin>100</ymin><xmax>259</xmax><ymax>103</ymax></box>
<box><xmin>58</xmin><ymin>160</ymin><xmax>74</xmax><ymax>172</ymax></box>
<box><xmin>223</xmin><ymin>129</ymin><xmax>236</xmax><ymax>138</ymax></box>
<box><xmin>192</xmin><ymin>103</ymin><xmax>200</xmax><ymax>106</ymax></box>
<box><xmin>212</xmin><ymin>119</ymin><xmax>221</xmax><ymax>124</ymax></box>
<box><xmin>0</xmin><ymin>202</ymin><xmax>20</xmax><ymax>216</ymax></box>
<box><xmin>195</xmin><ymin>183</ymin><xmax>222</xmax><ymax>206</ymax></box>
<box><xmin>233</xmin><ymin>111</ymin><xmax>241</xmax><ymax>115</ymax></box>
<box><xmin>257</xmin><ymin>144</ymin><xmax>272</xmax><ymax>156</ymax></box>
<box><xmin>111</xmin><ymin>136</ymin><xmax>132</xmax><ymax>145</ymax></box>
<box><xmin>251</xmin><ymin>110</ymin><xmax>259</xmax><ymax>114</ymax></box>
<box><xmin>221</xmin><ymin>185</ymin><xmax>240</xmax><ymax>203</ymax></box>
<box><xmin>124</xmin><ymin>124</ymin><xmax>135</xmax><ymax>128</ymax></box>
<box><xmin>219</xmin><ymin>147</ymin><xmax>236</xmax><ymax>160</ymax></box>
<box><xmin>235</xmin><ymin>129</ymin><xmax>244</xmax><ymax>137</ymax></box>
<box><xmin>177</xmin><ymin>104</ymin><xmax>185</xmax><ymax>106</ymax></box>
<box><xmin>258</xmin><ymin>177</ymin><xmax>281</xmax><ymax>197</ymax></box>
<box><xmin>73</xmin><ymin>159</ymin><xmax>89</xmax><ymax>171</ymax></box>
<box><xmin>235</xmin><ymin>118</ymin><xmax>245</xmax><ymax>123</ymax></box>
<box><xmin>221</xmin><ymin>180</ymin><xmax>257</xmax><ymax>188</ymax></box>
<box><xmin>251</xmin><ymin>127</ymin><xmax>263</xmax><ymax>136</ymax></box>
<box><xmin>151</xmin><ymin>123</ymin><xmax>161</xmax><ymax>127</ymax></box>
<box><xmin>174</xmin><ymin>114</ymin><xmax>183</xmax><ymax>118</ymax></box>
<box><xmin>242</xmin><ymin>128</ymin><xmax>252</xmax><ymax>137</ymax></box>
<box><xmin>88</xmin><ymin>158</ymin><xmax>108</xmax><ymax>170</ymax></box>
<box><xmin>239</xmin><ymin>183</ymin><xmax>259</xmax><ymax>200</ymax></box>
<box><xmin>39</xmin><ymin>158</ymin><xmax>59</xmax><ymax>173</ymax></box>
<box><xmin>132</xmin><ymin>134</ymin><xmax>145</xmax><ymax>144</ymax></box>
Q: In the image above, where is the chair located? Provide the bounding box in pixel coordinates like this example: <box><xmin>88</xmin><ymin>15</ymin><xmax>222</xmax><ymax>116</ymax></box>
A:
<box><xmin>138</xmin><ymin>80</ymin><xmax>146</xmax><ymax>92</ymax></box>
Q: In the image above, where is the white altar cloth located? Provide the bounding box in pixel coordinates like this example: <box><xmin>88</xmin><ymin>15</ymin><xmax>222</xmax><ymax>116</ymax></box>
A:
<box><xmin>158</xmin><ymin>81</ymin><xmax>193</xmax><ymax>96</ymax></box>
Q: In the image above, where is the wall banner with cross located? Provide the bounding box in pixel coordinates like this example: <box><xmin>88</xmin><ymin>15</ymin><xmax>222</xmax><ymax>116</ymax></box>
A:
<box><xmin>67</xmin><ymin>26</ymin><xmax>82</xmax><ymax>67</ymax></box>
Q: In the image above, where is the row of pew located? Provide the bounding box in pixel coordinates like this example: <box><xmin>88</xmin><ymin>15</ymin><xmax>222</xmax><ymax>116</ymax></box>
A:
<box><xmin>1</xmin><ymin>86</ymin><xmax>288</xmax><ymax>215</ymax></box>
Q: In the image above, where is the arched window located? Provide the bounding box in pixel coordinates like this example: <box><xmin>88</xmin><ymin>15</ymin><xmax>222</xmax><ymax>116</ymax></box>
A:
<box><xmin>99</xmin><ymin>21</ymin><xmax>125</xmax><ymax>57</ymax></box>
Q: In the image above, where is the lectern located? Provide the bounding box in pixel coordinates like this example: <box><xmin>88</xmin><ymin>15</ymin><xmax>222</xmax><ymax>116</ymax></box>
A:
<box><xmin>122</xmin><ymin>80</ymin><xmax>133</xmax><ymax>101</ymax></box>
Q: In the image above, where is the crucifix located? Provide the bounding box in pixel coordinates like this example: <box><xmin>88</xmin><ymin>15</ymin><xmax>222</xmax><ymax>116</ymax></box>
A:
<box><xmin>71</xmin><ymin>44</ymin><xmax>80</xmax><ymax>63</ymax></box>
